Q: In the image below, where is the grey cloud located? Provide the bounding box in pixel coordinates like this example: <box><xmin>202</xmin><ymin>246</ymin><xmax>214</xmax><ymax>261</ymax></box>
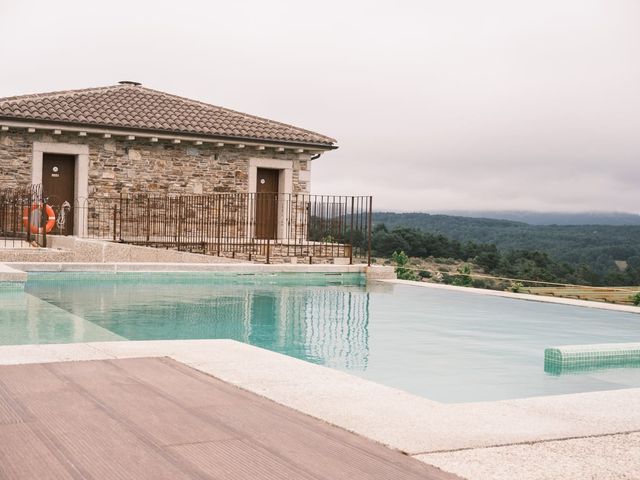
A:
<box><xmin>0</xmin><ymin>0</ymin><xmax>638</xmax><ymax>213</ymax></box>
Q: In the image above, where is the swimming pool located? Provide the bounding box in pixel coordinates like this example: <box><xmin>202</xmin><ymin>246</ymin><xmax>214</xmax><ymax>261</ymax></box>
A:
<box><xmin>2</xmin><ymin>272</ymin><xmax>640</xmax><ymax>402</ymax></box>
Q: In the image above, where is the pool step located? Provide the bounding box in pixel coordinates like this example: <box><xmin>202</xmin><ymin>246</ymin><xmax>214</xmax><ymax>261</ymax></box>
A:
<box><xmin>0</xmin><ymin>263</ymin><xmax>27</xmax><ymax>289</ymax></box>
<box><xmin>545</xmin><ymin>343</ymin><xmax>640</xmax><ymax>374</ymax></box>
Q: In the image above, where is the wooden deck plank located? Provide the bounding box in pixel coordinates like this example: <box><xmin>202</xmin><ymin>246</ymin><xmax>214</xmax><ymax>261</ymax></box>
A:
<box><xmin>105</xmin><ymin>356</ymin><xmax>251</xmax><ymax>408</ymax></box>
<box><xmin>197</xmin><ymin>403</ymin><xmax>447</xmax><ymax>480</ymax></box>
<box><xmin>0</xmin><ymin>424</ymin><xmax>76</xmax><ymax>480</ymax></box>
<box><xmin>0</xmin><ymin>384</ymin><xmax>26</xmax><ymax>424</ymax></box>
<box><xmin>0</xmin><ymin>363</ymin><xmax>69</xmax><ymax>399</ymax></box>
<box><xmin>45</xmin><ymin>358</ymin><xmax>140</xmax><ymax>389</ymax></box>
<box><xmin>46</xmin><ymin>360</ymin><xmax>241</xmax><ymax>446</ymax></box>
<box><xmin>170</xmin><ymin>439</ymin><xmax>319</xmax><ymax>480</ymax></box>
<box><xmin>75</xmin><ymin>381</ymin><xmax>240</xmax><ymax>446</ymax></box>
<box><xmin>20</xmin><ymin>389</ymin><xmax>195</xmax><ymax>480</ymax></box>
<box><xmin>110</xmin><ymin>357</ymin><xmax>453</xmax><ymax>477</ymax></box>
<box><xmin>0</xmin><ymin>358</ymin><xmax>459</xmax><ymax>480</ymax></box>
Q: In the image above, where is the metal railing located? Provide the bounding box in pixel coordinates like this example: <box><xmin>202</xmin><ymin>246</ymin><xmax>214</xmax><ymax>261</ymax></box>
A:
<box><xmin>0</xmin><ymin>184</ymin><xmax>48</xmax><ymax>249</ymax></box>
<box><xmin>44</xmin><ymin>191</ymin><xmax>373</xmax><ymax>264</ymax></box>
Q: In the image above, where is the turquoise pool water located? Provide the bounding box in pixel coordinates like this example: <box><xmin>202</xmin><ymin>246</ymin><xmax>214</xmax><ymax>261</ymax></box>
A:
<box><xmin>2</xmin><ymin>272</ymin><xmax>640</xmax><ymax>402</ymax></box>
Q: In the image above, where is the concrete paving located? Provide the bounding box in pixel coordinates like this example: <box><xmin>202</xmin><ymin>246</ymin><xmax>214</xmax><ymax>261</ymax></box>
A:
<box><xmin>418</xmin><ymin>433</ymin><xmax>640</xmax><ymax>480</ymax></box>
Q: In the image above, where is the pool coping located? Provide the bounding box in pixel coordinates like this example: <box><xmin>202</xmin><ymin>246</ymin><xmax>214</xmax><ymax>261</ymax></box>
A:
<box><xmin>4</xmin><ymin>261</ymin><xmax>367</xmax><ymax>273</ymax></box>
<box><xmin>1</xmin><ymin>339</ymin><xmax>638</xmax><ymax>459</ymax></box>
<box><xmin>0</xmin><ymin>263</ymin><xmax>27</xmax><ymax>282</ymax></box>
<box><xmin>0</xmin><ymin>261</ymin><xmax>397</xmax><ymax>284</ymax></box>
<box><xmin>385</xmin><ymin>279</ymin><xmax>640</xmax><ymax>314</ymax></box>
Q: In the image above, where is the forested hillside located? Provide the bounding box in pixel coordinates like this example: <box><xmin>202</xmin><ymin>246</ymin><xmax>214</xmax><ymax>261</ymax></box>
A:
<box><xmin>437</xmin><ymin>211</ymin><xmax>640</xmax><ymax>226</ymax></box>
<box><xmin>371</xmin><ymin>212</ymin><xmax>640</xmax><ymax>285</ymax></box>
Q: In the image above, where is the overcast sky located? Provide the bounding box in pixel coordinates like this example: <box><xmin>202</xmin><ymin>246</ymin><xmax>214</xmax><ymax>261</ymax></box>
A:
<box><xmin>1</xmin><ymin>0</ymin><xmax>638</xmax><ymax>213</ymax></box>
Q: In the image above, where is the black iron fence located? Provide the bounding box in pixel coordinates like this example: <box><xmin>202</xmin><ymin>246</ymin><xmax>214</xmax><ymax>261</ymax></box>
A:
<box><xmin>38</xmin><ymin>190</ymin><xmax>372</xmax><ymax>264</ymax></box>
<box><xmin>0</xmin><ymin>184</ymin><xmax>49</xmax><ymax>248</ymax></box>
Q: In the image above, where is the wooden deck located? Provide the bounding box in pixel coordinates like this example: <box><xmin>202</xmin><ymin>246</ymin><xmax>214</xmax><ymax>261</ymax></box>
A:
<box><xmin>0</xmin><ymin>357</ymin><xmax>457</xmax><ymax>479</ymax></box>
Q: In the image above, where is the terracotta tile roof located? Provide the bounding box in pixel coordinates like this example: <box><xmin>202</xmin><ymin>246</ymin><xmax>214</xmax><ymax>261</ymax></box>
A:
<box><xmin>0</xmin><ymin>83</ymin><xmax>336</xmax><ymax>147</ymax></box>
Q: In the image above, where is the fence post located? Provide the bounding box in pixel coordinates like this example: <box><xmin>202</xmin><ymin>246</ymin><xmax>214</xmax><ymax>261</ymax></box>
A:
<box><xmin>177</xmin><ymin>196</ymin><xmax>182</xmax><ymax>251</ymax></box>
<box><xmin>349</xmin><ymin>196</ymin><xmax>354</xmax><ymax>265</ymax></box>
<box><xmin>216</xmin><ymin>195</ymin><xmax>221</xmax><ymax>256</ymax></box>
<box><xmin>266</xmin><ymin>238</ymin><xmax>270</xmax><ymax>264</ymax></box>
<box><xmin>112</xmin><ymin>204</ymin><xmax>117</xmax><ymax>241</ymax></box>
<box><xmin>41</xmin><ymin>199</ymin><xmax>47</xmax><ymax>248</ymax></box>
<box><xmin>146</xmin><ymin>195</ymin><xmax>151</xmax><ymax>244</ymax></box>
<box><xmin>26</xmin><ymin>188</ymin><xmax>32</xmax><ymax>244</ymax></box>
<box><xmin>118</xmin><ymin>192</ymin><xmax>123</xmax><ymax>242</ymax></box>
<box><xmin>367</xmin><ymin>196</ymin><xmax>372</xmax><ymax>267</ymax></box>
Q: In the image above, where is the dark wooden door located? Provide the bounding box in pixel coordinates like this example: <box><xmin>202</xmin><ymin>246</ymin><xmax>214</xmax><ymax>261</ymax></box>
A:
<box><xmin>42</xmin><ymin>153</ymin><xmax>75</xmax><ymax>235</ymax></box>
<box><xmin>255</xmin><ymin>168</ymin><xmax>279</xmax><ymax>240</ymax></box>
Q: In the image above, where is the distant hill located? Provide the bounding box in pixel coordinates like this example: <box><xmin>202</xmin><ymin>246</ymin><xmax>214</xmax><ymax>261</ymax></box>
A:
<box><xmin>372</xmin><ymin>212</ymin><xmax>640</xmax><ymax>275</ymax></box>
<box><xmin>435</xmin><ymin>210</ymin><xmax>640</xmax><ymax>226</ymax></box>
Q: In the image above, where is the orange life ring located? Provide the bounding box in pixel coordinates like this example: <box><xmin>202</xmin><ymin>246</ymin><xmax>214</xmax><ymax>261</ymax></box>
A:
<box><xmin>22</xmin><ymin>204</ymin><xmax>56</xmax><ymax>234</ymax></box>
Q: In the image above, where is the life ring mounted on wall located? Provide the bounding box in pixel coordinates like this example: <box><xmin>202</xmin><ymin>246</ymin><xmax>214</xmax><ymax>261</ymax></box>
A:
<box><xmin>22</xmin><ymin>204</ymin><xmax>56</xmax><ymax>234</ymax></box>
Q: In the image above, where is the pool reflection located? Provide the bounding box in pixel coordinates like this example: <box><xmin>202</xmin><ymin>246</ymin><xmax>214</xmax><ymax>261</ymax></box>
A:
<box><xmin>25</xmin><ymin>275</ymin><xmax>371</xmax><ymax>370</ymax></box>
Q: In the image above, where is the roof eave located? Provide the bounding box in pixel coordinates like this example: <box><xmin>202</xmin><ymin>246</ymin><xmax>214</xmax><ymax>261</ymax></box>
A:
<box><xmin>0</xmin><ymin>116</ymin><xmax>338</xmax><ymax>151</ymax></box>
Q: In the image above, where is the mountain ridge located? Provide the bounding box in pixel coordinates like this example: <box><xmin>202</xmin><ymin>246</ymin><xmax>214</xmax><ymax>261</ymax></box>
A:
<box><xmin>425</xmin><ymin>210</ymin><xmax>640</xmax><ymax>226</ymax></box>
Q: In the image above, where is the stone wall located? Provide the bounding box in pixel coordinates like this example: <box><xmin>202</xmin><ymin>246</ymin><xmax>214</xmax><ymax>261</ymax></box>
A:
<box><xmin>0</xmin><ymin>131</ymin><xmax>32</xmax><ymax>187</ymax></box>
<box><xmin>0</xmin><ymin>130</ymin><xmax>314</xmax><ymax>197</ymax></box>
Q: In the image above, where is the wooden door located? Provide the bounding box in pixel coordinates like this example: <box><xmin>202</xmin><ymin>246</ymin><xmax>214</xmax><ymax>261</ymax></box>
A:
<box><xmin>255</xmin><ymin>168</ymin><xmax>279</xmax><ymax>239</ymax></box>
<box><xmin>42</xmin><ymin>153</ymin><xmax>75</xmax><ymax>235</ymax></box>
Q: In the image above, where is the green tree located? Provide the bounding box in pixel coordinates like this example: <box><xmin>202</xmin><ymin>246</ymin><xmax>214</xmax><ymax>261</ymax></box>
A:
<box><xmin>391</xmin><ymin>251</ymin><xmax>418</xmax><ymax>280</ymax></box>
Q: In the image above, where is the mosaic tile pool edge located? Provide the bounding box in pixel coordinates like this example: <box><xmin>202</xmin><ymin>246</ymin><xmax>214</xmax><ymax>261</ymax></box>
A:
<box><xmin>545</xmin><ymin>343</ymin><xmax>640</xmax><ymax>375</ymax></box>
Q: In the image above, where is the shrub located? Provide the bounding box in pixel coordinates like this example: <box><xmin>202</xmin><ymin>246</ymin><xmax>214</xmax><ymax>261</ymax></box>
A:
<box><xmin>472</xmin><ymin>278</ymin><xmax>490</xmax><ymax>289</ymax></box>
<box><xmin>418</xmin><ymin>270</ymin><xmax>432</xmax><ymax>279</ymax></box>
<box><xmin>434</xmin><ymin>257</ymin><xmax>457</xmax><ymax>265</ymax></box>
<box><xmin>509</xmin><ymin>281</ymin><xmax>523</xmax><ymax>293</ymax></box>
<box><xmin>391</xmin><ymin>251</ymin><xmax>418</xmax><ymax>280</ymax></box>
<box><xmin>452</xmin><ymin>275</ymin><xmax>472</xmax><ymax>287</ymax></box>
<box><xmin>632</xmin><ymin>292</ymin><xmax>640</xmax><ymax>306</ymax></box>
<box><xmin>452</xmin><ymin>264</ymin><xmax>472</xmax><ymax>286</ymax></box>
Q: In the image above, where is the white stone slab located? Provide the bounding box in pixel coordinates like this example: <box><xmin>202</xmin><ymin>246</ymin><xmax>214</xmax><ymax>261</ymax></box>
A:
<box><xmin>0</xmin><ymin>343</ymin><xmax>113</xmax><ymax>365</ymax></box>
<box><xmin>417</xmin><ymin>432</ymin><xmax>640</xmax><ymax>480</ymax></box>
<box><xmin>87</xmin><ymin>339</ymin><xmax>218</xmax><ymax>359</ymax></box>
<box><xmin>0</xmin><ymin>263</ymin><xmax>27</xmax><ymax>282</ymax></box>
<box><xmin>36</xmin><ymin>343</ymin><xmax>116</xmax><ymax>362</ymax></box>
<box><xmin>0</xmin><ymin>344</ymin><xmax>62</xmax><ymax>365</ymax></box>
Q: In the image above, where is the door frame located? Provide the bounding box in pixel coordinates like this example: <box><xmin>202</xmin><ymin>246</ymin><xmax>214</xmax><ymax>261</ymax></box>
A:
<box><xmin>31</xmin><ymin>141</ymin><xmax>89</xmax><ymax>236</ymax></box>
<box><xmin>254</xmin><ymin>168</ymin><xmax>280</xmax><ymax>240</ymax></box>
<box><xmin>248</xmin><ymin>158</ymin><xmax>293</xmax><ymax>240</ymax></box>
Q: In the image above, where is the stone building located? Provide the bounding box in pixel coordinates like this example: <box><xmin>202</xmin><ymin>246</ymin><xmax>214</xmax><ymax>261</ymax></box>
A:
<box><xmin>0</xmin><ymin>81</ymin><xmax>337</xmax><ymax>238</ymax></box>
